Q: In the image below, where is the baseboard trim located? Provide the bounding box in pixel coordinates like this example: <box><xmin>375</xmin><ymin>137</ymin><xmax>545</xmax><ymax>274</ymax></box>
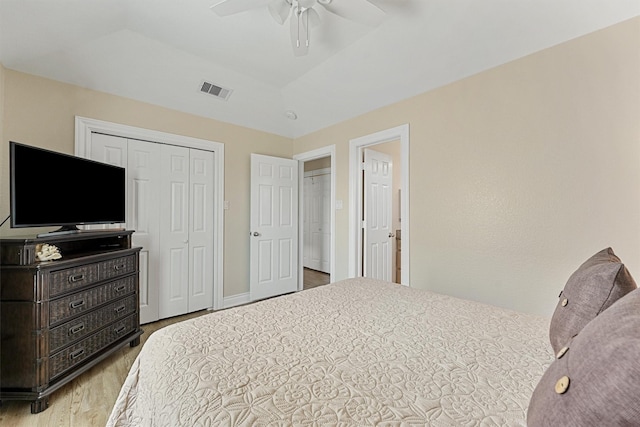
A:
<box><xmin>223</xmin><ymin>292</ymin><xmax>251</xmax><ymax>309</ymax></box>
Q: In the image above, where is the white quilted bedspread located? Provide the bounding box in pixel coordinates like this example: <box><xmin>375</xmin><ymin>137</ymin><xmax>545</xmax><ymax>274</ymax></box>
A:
<box><xmin>107</xmin><ymin>278</ymin><xmax>552</xmax><ymax>426</ymax></box>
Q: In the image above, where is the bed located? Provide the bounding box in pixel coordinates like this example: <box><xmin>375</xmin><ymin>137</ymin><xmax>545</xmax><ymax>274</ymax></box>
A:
<box><xmin>107</xmin><ymin>277</ymin><xmax>554</xmax><ymax>426</ymax></box>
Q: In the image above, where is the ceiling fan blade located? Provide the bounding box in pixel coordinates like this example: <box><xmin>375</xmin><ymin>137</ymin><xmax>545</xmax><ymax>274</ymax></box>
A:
<box><xmin>268</xmin><ymin>0</ymin><xmax>291</xmax><ymax>24</ymax></box>
<box><xmin>320</xmin><ymin>0</ymin><xmax>385</xmax><ymax>26</ymax></box>
<box><xmin>210</xmin><ymin>0</ymin><xmax>271</xmax><ymax>17</ymax></box>
<box><xmin>290</xmin><ymin>9</ymin><xmax>309</xmax><ymax>56</ymax></box>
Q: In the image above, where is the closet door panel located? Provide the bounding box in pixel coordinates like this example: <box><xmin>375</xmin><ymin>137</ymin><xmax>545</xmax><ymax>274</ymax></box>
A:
<box><xmin>128</xmin><ymin>140</ymin><xmax>161</xmax><ymax>324</ymax></box>
<box><xmin>309</xmin><ymin>176</ymin><xmax>323</xmax><ymax>271</ymax></box>
<box><xmin>188</xmin><ymin>149</ymin><xmax>214</xmax><ymax>312</ymax></box>
<box><xmin>159</xmin><ymin>145</ymin><xmax>190</xmax><ymax>318</ymax></box>
<box><xmin>88</xmin><ymin>133</ymin><xmax>127</xmax><ymax>231</ymax></box>
<box><xmin>304</xmin><ymin>173</ymin><xmax>330</xmax><ymax>273</ymax></box>
<box><xmin>319</xmin><ymin>173</ymin><xmax>331</xmax><ymax>273</ymax></box>
<box><xmin>90</xmin><ymin>133</ymin><xmax>126</xmax><ymax>166</ymax></box>
<box><xmin>303</xmin><ymin>176</ymin><xmax>312</xmax><ymax>268</ymax></box>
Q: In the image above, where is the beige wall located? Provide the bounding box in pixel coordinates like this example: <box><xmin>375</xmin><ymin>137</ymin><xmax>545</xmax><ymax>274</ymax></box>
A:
<box><xmin>1</xmin><ymin>18</ymin><xmax>638</xmax><ymax>316</ymax></box>
<box><xmin>304</xmin><ymin>156</ymin><xmax>331</xmax><ymax>172</ymax></box>
<box><xmin>293</xmin><ymin>17</ymin><xmax>640</xmax><ymax>317</ymax></box>
<box><xmin>0</xmin><ymin>70</ymin><xmax>292</xmax><ymax>298</ymax></box>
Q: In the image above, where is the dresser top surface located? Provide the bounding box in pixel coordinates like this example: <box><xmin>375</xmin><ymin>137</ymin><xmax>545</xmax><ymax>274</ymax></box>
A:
<box><xmin>1</xmin><ymin>229</ymin><xmax>134</xmax><ymax>245</ymax></box>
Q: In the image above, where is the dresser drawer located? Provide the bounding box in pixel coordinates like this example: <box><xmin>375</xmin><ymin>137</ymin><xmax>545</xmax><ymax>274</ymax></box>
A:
<box><xmin>99</xmin><ymin>255</ymin><xmax>137</xmax><ymax>281</ymax></box>
<box><xmin>48</xmin><ymin>254</ymin><xmax>137</xmax><ymax>298</ymax></box>
<box><xmin>49</xmin><ymin>264</ymin><xmax>100</xmax><ymax>297</ymax></box>
<box><xmin>49</xmin><ymin>314</ymin><xmax>138</xmax><ymax>380</ymax></box>
<box><xmin>49</xmin><ymin>295</ymin><xmax>137</xmax><ymax>353</ymax></box>
<box><xmin>49</xmin><ymin>275</ymin><xmax>136</xmax><ymax>325</ymax></box>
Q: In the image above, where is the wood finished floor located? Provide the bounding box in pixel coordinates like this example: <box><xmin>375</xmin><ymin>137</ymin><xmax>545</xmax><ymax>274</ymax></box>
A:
<box><xmin>0</xmin><ymin>273</ymin><xmax>330</xmax><ymax>426</ymax></box>
<box><xmin>303</xmin><ymin>267</ymin><xmax>330</xmax><ymax>289</ymax></box>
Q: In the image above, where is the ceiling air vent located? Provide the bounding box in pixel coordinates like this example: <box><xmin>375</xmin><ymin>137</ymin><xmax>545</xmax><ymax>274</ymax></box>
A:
<box><xmin>199</xmin><ymin>80</ymin><xmax>233</xmax><ymax>101</ymax></box>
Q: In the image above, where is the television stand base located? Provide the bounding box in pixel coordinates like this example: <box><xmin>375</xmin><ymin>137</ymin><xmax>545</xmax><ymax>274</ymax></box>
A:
<box><xmin>37</xmin><ymin>226</ymin><xmax>125</xmax><ymax>238</ymax></box>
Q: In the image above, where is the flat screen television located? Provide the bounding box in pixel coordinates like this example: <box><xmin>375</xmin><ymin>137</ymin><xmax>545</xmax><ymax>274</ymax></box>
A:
<box><xmin>9</xmin><ymin>141</ymin><xmax>126</xmax><ymax>233</ymax></box>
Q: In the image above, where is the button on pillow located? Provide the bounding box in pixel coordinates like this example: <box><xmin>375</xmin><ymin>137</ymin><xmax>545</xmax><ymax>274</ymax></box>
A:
<box><xmin>529</xmin><ymin>287</ymin><xmax>640</xmax><ymax>426</ymax></box>
<box><xmin>549</xmin><ymin>247</ymin><xmax>636</xmax><ymax>354</ymax></box>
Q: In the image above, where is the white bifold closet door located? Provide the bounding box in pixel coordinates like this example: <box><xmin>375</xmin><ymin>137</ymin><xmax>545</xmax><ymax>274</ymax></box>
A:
<box><xmin>159</xmin><ymin>145</ymin><xmax>214</xmax><ymax>318</ymax></box>
<box><xmin>127</xmin><ymin>139</ymin><xmax>161</xmax><ymax>324</ymax></box>
<box><xmin>89</xmin><ymin>133</ymin><xmax>214</xmax><ymax>324</ymax></box>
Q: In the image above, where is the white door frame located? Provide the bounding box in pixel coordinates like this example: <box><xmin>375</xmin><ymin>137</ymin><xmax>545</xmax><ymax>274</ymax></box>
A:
<box><xmin>349</xmin><ymin>124</ymin><xmax>410</xmax><ymax>285</ymax></box>
<box><xmin>74</xmin><ymin>116</ymin><xmax>225</xmax><ymax>310</ymax></box>
<box><xmin>294</xmin><ymin>145</ymin><xmax>336</xmax><ymax>289</ymax></box>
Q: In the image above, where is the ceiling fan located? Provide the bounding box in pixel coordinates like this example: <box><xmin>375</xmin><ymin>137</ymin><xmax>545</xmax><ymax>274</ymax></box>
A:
<box><xmin>210</xmin><ymin>0</ymin><xmax>386</xmax><ymax>56</ymax></box>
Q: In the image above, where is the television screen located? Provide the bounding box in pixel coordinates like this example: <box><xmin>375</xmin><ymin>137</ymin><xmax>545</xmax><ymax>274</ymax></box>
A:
<box><xmin>10</xmin><ymin>141</ymin><xmax>126</xmax><ymax>230</ymax></box>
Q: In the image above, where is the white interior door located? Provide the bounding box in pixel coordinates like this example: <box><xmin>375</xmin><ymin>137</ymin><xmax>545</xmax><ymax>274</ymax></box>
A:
<box><xmin>364</xmin><ymin>148</ymin><xmax>393</xmax><ymax>281</ymax></box>
<box><xmin>250</xmin><ymin>154</ymin><xmax>298</xmax><ymax>301</ymax></box>
<box><xmin>159</xmin><ymin>144</ymin><xmax>190</xmax><ymax>318</ymax></box>
<box><xmin>188</xmin><ymin>149</ymin><xmax>214</xmax><ymax>312</ymax></box>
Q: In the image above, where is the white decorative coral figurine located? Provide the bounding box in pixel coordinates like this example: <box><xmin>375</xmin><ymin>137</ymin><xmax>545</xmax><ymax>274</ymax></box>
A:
<box><xmin>37</xmin><ymin>244</ymin><xmax>62</xmax><ymax>261</ymax></box>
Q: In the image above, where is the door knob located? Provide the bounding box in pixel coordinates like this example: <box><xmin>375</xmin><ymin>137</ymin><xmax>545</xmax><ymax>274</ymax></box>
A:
<box><xmin>388</xmin><ymin>232</ymin><xmax>395</xmax><ymax>238</ymax></box>
<box><xmin>253</xmin><ymin>232</ymin><xmax>261</xmax><ymax>237</ymax></box>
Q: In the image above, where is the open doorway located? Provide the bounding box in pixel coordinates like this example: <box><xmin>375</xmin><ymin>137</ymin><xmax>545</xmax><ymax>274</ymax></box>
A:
<box><xmin>349</xmin><ymin>124</ymin><xmax>410</xmax><ymax>285</ymax></box>
<box><xmin>302</xmin><ymin>156</ymin><xmax>331</xmax><ymax>289</ymax></box>
<box><xmin>294</xmin><ymin>145</ymin><xmax>336</xmax><ymax>291</ymax></box>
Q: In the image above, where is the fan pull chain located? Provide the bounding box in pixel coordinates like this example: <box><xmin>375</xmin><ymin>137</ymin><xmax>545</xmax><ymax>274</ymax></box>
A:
<box><xmin>296</xmin><ymin>7</ymin><xmax>301</xmax><ymax>47</ymax></box>
<box><xmin>305</xmin><ymin>8</ymin><xmax>310</xmax><ymax>47</ymax></box>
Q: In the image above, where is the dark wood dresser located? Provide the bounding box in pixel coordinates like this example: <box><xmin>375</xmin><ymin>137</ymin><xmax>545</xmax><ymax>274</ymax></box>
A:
<box><xmin>0</xmin><ymin>229</ymin><xmax>142</xmax><ymax>413</ymax></box>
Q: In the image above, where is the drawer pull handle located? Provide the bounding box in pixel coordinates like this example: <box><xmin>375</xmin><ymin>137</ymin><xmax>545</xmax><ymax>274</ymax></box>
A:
<box><xmin>114</xmin><ymin>264</ymin><xmax>126</xmax><ymax>271</ymax></box>
<box><xmin>114</xmin><ymin>326</ymin><xmax>127</xmax><ymax>335</ymax></box>
<box><xmin>69</xmin><ymin>348</ymin><xmax>85</xmax><ymax>360</ymax></box>
<box><xmin>69</xmin><ymin>299</ymin><xmax>85</xmax><ymax>309</ymax></box>
<box><xmin>115</xmin><ymin>285</ymin><xmax>127</xmax><ymax>293</ymax></box>
<box><xmin>68</xmin><ymin>323</ymin><xmax>85</xmax><ymax>335</ymax></box>
<box><xmin>68</xmin><ymin>274</ymin><xmax>85</xmax><ymax>283</ymax></box>
<box><xmin>114</xmin><ymin>305</ymin><xmax>126</xmax><ymax>314</ymax></box>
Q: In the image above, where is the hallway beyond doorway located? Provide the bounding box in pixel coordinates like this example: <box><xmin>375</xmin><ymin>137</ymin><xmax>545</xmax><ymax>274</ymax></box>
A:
<box><xmin>303</xmin><ymin>268</ymin><xmax>330</xmax><ymax>290</ymax></box>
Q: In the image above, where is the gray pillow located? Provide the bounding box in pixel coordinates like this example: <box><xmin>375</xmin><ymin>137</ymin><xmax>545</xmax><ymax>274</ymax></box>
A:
<box><xmin>528</xmin><ymin>287</ymin><xmax>640</xmax><ymax>426</ymax></box>
<box><xmin>549</xmin><ymin>247</ymin><xmax>636</xmax><ymax>353</ymax></box>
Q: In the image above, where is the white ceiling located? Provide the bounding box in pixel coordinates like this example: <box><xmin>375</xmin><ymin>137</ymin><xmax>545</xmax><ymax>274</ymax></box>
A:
<box><xmin>0</xmin><ymin>0</ymin><xmax>638</xmax><ymax>138</ymax></box>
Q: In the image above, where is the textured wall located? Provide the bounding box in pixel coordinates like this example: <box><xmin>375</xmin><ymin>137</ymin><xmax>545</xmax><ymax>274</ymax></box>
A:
<box><xmin>2</xmin><ymin>18</ymin><xmax>638</xmax><ymax>316</ymax></box>
<box><xmin>0</xmin><ymin>71</ymin><xmax>292</xmax><ymax>298</ymax></box>
<box><xmin>294</xmin><ymin>17</ymin><xmax>640</xmax><ymax>317</ymax></box>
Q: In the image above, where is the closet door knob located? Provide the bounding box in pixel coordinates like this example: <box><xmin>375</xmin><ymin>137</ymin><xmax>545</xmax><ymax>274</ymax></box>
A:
<box><xmin>253</xmin><ymin>232</ymin><xmax>261</xmax><ymax>237</ymax></box>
